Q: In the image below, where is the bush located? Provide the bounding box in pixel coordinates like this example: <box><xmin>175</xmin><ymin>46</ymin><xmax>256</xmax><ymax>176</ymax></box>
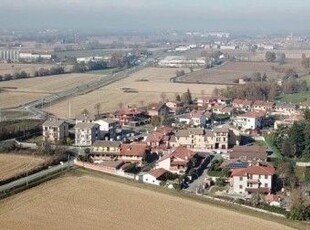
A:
<box><xmin>215</xmin><ymin>177</ymin><xmax>226</xmax><ymax>187</ymax></box>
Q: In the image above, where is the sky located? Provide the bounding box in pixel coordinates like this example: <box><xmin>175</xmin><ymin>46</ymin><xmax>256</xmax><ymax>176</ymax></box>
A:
<box><xmin>0</xmin><ymin>0</ymin><xmax>309</xmax><ymax>34</ymax></box>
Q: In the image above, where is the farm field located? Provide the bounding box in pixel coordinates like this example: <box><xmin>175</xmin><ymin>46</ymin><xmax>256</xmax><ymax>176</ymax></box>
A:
<box><xmin>182</xmin><ymin>60</ymin><xmax>307</xmax><ymax>84</ymax></box>
<box><xmin>0</xmin><ymin>154</ymin><xmax>46</xmax><ymax>181</ymax></box>
<box><xmin>45</xmin><ymin>67</ymin><xmax>226</xmax><ymax>118</ymax></box>
<box><xmin>0</xmin><ymin>63</ymin><xmax>54</xmax><ymax>75</ymax></box>
<box><xmin>0</xmin><ymin>174</ymin><xmax>296</xmax><ymax>230</ymax></box>
<box><xmin>0</xmin><ymin>73</ymin><xmax>103</xmax><ymax>109</ymax></box>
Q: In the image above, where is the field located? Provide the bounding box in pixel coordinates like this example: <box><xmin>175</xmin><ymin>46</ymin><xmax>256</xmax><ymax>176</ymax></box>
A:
<box><xmin>0</xmin><ymin>154</ymin><xmax>46</xmax><ymax>181</ymax></box>
<box><xmin>45</xmin><ymin>67</ymin><xmax>226</xmax><ymax>118</ymax></box>
<box><xmin>182</xmin><ymin>60</ymin><xmax>307</xmax><ymax>84</ymax></box>
<box><xmin>0</xmin><ymin>173</ymin><xmax>296</xmax><ymax>230</ymax></box>
<box><xmin>0</xmin><ymin>73</ymin><xmax>103</xmax><ymax>109</ymax></box>
<box><xmin>0</xmin><ymin>63</ymin><xmax>54</xmax><ymax>75</ymax></box>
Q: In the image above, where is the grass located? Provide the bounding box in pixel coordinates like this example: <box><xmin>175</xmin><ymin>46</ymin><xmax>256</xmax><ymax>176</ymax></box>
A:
<box><xmin>253</xmin><ymin>140</ymin><xmax>267</xmax><ymax>147</ymax></box>
<box><xmin>86</xmin><ymin>68</ymin><xmax>117</xmax><ymax>75</ymax></box>
<box><xmin>76</xmin><ymin>167</ymin><xmax>309</xmax><ymax>230</ymax></box>
<box><xmin>278</xmin><ymin>91</ymin><xmax>310</xmax><ymax>105</ymax></box>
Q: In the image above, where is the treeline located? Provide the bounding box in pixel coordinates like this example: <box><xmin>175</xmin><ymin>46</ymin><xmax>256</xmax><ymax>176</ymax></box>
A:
<box><xmin>215</xmin><ymin>73</ymin><xmax>308</xmax><ymax>101</ymax></box>
<box><xmin>0</xmin><ymin>120</ymin><xmax>42</xmax><ymax>141</ymax></box>
<box><xmin>72</xmin><ymin>61</ymin><xmax>108</xmax><ymax>73</ymax></box>
<box><xmin>0</xmin><ymin>66</ymin><xmax>65</xmax><ymax>82</ymax></box>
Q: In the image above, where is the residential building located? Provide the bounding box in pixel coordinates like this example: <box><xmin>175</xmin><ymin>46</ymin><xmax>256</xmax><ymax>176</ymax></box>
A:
<box><xmin>75</xmin><ymin>122</ymin><xmax>99</xmax><ymax>146</ymax></box>
<box><xmin>90</xmin><ymin>140</ymin><xmax>122</xmax><ymax>162</ymax></box>
<box><xmin>178</xmin><ymin>110</ymin><xmax>210</xmax><ymax>127</ymax></box>
<box><xmin>252</xmin><ymin>100</ymin><xmax>275</xmax><ymax>112</ymax></box>
<box><xmin>142</xmin><ymin>168</ymin><xmax>168</xmax><ymax>185</ymax></box>
<box><xmin>212</xmin><ymin>105</ymin><xmax>233</xmax><ymax>116</ymax></box>
<box><xmin>148</xmin><ymin>103</ymin><xmax>171</xmax><ymax>117</ymax></box>
<box><xmin>114</xmin><ymin>107</ymin><xmax>146</xmax><ymax>126</ymax></box>
<box><xmin>230</xmin><ymin>164</ymin><xmax>275</xmax><ymax>195</ymax></box>
<box><xmin>42</xmin><ymin>119</ymin><xmax>69</xmax><ymax>143</ymax></box>
<box><xmin>234</xmin><ymin>111</ymin><xmax>266</xmax><ymax>130</ymax></box>
<box><xmin>232</xmin><ymin>99</ymin><xmax>253</xmax><ymax>111</ymax></box>
<box><xmin>274</xmin><ymin>114</ymin><xmax>304</xmax><ymax>129</ymax></box>
<box><xmin>156</xmin><ymin>146</ymin><xmax>196</xmax><ymax>174</ymax></box>
<box><xmin>119</xmin><ymin>143</ymin><xmax>148</xmax><ymax>165</ymax></box>
<box><xmin>95</xmin><ymin>118</ymin><xmax>120</xmax><ymax>139</ymax></box>
<box><xmin>229</xmin><ymin>146</ymin><xmax>268</xmax><ymax>162</ymax></box>
<box><xmin>274</xmin><ymin>102</ymin><xmax>298</xmax><ymax>115</ymax></box>
<box><xmin>75</xmin><ymin>113</ymin><xmax>96</xmax><ymax>124</ymax></box>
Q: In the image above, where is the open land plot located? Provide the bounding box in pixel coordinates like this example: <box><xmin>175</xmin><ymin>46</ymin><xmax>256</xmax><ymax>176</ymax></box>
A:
<box><xmin>0</xmin><ymin>174</ymin><xmax>296</xmax><ymax>230</ymax></box>
<box><xmin>182</xmin><ymin>60</ymin><xmax>307</xmax><ymax>84</ymax></box>
<box><xmin>45</xmin><ymin>67</ymin><xmax>226</xmax><ymax>118</ymax></box>
<box><xmin>0</xmin><ymin>73</ymin><xmax>104</xmax><ymax>109</ymax></box>
<box><xmin>0</xmin><ymin>154</ymin><xmax>46</xmax><ymax>181</ymax></box>
<box><xmin>0</xmin><ymin>63</ymin><xmax>54</xmax><ymax>76</ymax></box>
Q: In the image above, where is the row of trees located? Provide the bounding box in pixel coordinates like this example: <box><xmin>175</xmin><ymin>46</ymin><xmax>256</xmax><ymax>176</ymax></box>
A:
<box><xmin>0</xmin><ymin>71</ymin><xmax>28</xmax><ymax>81</ymax></box>
<box><xmin>265</xmin><ymin>51</ymin><xmax>286</xmax><ymax>64</ymax></box>
<box><xmin>72</xmin><ymin>61</ymin><xmax>108</xmax><ymax>73</ymax></box>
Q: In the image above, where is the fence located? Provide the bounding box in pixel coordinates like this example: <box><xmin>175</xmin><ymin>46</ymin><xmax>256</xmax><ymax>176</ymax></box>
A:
<box><xmin>75</xmin><ymin>161</ymin><xmax>137</xmax><ymax>180</ymax></box>
<box><xmin>0</xmin><ymin>160</ymin><xmax>74</xmax><ymax>194</ymax></box>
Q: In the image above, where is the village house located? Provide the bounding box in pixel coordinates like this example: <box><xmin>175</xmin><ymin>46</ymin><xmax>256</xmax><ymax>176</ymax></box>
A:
<box><xmin>145</xmin><ymin>127</ymin><xmax>172</xmax><ymax>148</ymax></box>
<box><xmin>114</xmin><ymin>107</ymin><xmax>147</xmax><ymax>126</ymax></box>
<box><xmin>212</xmin><ymin>105</ymin><xmax>233</xmax><ymax>116</ymax></box>
<box><xmin>42</xmin><ymin>119</ymin><xmax>69</xmax><ymax>143</ymax></box>
<box><xmin>274</xmin><ymin>102</ymin><xmax>298</xmax><ymax>115</ymax></box>
<box><xmin>142</xmin><ymin>168</ymin><xmax>169</xmax><ymax>185</ymax></box>
<box><xmin>156</xmin><ymin>146</ymin><xmax>196</xmax><ymax>174</ymax></box>
<box><xmin>119</xmin><ymin>143</ymin><xmax>148</xmax><ymax>165</ymax></box>
<box><xmin>230</xmin><ymin>163</ymin><xmax>275</xmax><ymax>195</ymax></box>
<box><xmin>147</xmin><ymin>103</ymin><xmax>171</xmax><ymax>117</ymax></box>
<box><xmin>232</xmin><ymin>99</ymin><xmax>253</xmax><ymax>112</ymax></box>
<box><xmin>178</xmin><ymin>110</ymin><xmax>210</xmax><ymax>127</ymax></box>
<box><xmin>95</xmin><ymin>118</ymin><xmax>121</xmax><ymax>139</ymax></box>
<box><xmin>252</xmin><ymin>100</ymin><xmax>275</xmax><ymax>112</ymax></box>
<box><xmin>90</xmin><ymin>140</ymin><xmax>122</xmax><ymax>162</ymax></box>
<box><xmin>169</xmin><ymin>125</ymin><xmax>236</xmax><ymax>150</ymax></box>
<box><xmin>75</xmin><ymin>122</ymin><xmax>100</xmax><ymax>146</ymax></box>
<box><xmin>234</xmin><ymin>111</ymin><xmax>266</xmax><ymax>130</ymax></box>
<box><xmin>229</xmin><ymin>145</ymin><xmax>268</xmax><ymax>162</ymax></box>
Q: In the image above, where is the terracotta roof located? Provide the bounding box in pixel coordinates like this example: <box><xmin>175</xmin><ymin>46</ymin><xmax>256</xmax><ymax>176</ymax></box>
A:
<box><xmin>230</xmin><ymin>146</ymin><xmax>267</xmax><ymax>161</ymax></box>
<box><xmin>231</xmin><ymin>165</ymin><xmax>275</xmax><ymax>176</ymax></box>
<box><xmin>98</xmin><ymin>160</ymin><xmax>125</xmax><ymax>169</ymax></box>
<box><xmin>93</xmin><ymin>140</ymin><xmax>121</xmax><ymax>148</ymax></box>
<box><xmin>245</xmin><ymin>187</ymin><xmax>270</xmax><ymax>193</ymax></box>
<box><xmin>148</xmin><ymin>168</ymin><xmax>168</xmax><ymax>179</ymax></box>
<box><xmin>238</xmin><ymin>111</ymin><xmax>266</xmax><ymax>119</ymax></box>
<box><xmin>146</xmin><ymin>132</ymin><xmax>163</xmax><ymax>143</ymax></box>
<box><xmin>158</xmin><ymin>146</ymin><xmax>195</xmax><ymax>163</ymax></box>
<box><xmin>120</xmin><ymin>143</ymin><xmax>147</xmax><ymax>157</ymax></box>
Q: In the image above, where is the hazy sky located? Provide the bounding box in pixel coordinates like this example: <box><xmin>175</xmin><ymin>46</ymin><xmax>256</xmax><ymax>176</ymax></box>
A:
<box><xmin>0</xmin><ymin>0</ymin><xmax>309</xmax><ymax>34</ymax></box>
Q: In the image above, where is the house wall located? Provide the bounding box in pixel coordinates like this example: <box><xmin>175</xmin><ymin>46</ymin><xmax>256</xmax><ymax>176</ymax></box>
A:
<box><xmin>156</xmin><ymin>158</ymin><xmax>171</xmax><ymax>171</ymax></box>
<box><xmin>143</xmin><ymin>174</ymin><xmax>161</xmax><ymax>185</ymax></box>
<box><xmin>75</xmin><ymin>127</ymin><xmax>99</xmax><ymax>146</ymax></box>
<box><xmin>232</xmin><ymin>176</ymin><xmax>247</xmax><ymax>194</ymax></box>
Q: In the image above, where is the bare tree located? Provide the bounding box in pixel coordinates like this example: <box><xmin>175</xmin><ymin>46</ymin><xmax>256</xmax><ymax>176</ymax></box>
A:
<box><xmin>118</xmin><ymin>102</ymin><xmax>124</xmax><ymax>110</ymax></box>
<box><xmin>94</xmin><ymin>103</ymin><xmax>101</xmax><ymax>115</ymax></box>
<box><xmin>81</xmin><ymin>108</ymin><xmax>89</xmax><ymax>115</ymax></box>
<box><xmin>160</xmin><ymin>92</ymin><xmax>167</xmax><ymax>102</ymax></box>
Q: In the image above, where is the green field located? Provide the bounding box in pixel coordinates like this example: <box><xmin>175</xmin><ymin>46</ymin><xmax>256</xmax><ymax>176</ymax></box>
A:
<box><xmin>278</xmin><ymin>91</ymin><xmax>310</xmax><ymax>104</ymax></box>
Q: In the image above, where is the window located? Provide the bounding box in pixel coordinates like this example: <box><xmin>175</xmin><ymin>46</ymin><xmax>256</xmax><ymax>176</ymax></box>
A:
<box><xmin>239</xmin><ymin>177</ymin><xmax>243</xmax><ymax>181</ymax></box>
<box><xmin>259</xmin><ymin>175</ymin><xmax>261</xmax><ymax>179</ymax></box>
<box><xmin>265</xmin><ymin>175</ymin><xmax>268</xmax><ymax>179</ymax></box>
<box><xmin>239</xmin><ymin>185</ymin><xmax>243</xmax><ymax>189</ymax></box>
<box><xmin>264</xmin><ymin>183</ymin><xmax>268</xmax><ymax>188</ymax></box>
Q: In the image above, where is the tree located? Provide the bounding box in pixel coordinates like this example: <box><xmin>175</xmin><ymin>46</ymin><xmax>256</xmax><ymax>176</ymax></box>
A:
<box><xmin>265</xmin><ymin>51</ymin><xmax>276</xmax><ymax>62</ymax></box>
<box><xmin>277</xmin><ymin>52</ymin><xmax>286</xmax><ymax>65</ymax></box>
<box><xmin>181</xmin><ymin>88</ymin><xmax>193</xmax><ymax>105</ymax></box>
<box><xmin>151</xmin><ymin>116</ymin><xmax>161</xmax><ymax>127</ymax></box>
<box><xmin>302</xmin><ymin>122</ymin><xmax>310</xmax><ymax>160</ymax></box>
<box><xmin>288</xmin><ymin>122</ymin><xmax>305</xmax><ymax>157</ymax></box>
<box><xmin>81</xmin><ymin>109</ymin><xmax>89</xmax><ymax>115</ymax></box>
<box><xmin>301</xmin><ymin>57</ymin><xmax>310</xmax><ymax>70</ymax></box>
<box><xmin>281</xmin><ymin>137</ymin><xmax>293</xmax><ymax>157</ymax></box>
<box><xmin>94</xmin><ymin>103</ymin><xmax>101</xmax><ymax>115</ymax></box>
<box><xmin>175</xmin><ymin>93</ymin><xmax>181</xmax><ymax>102</ymax></box>
<box><xmin>118</xmin><ymin>102</ymin><xmax>124</xmax><ymax>110</ymax></box>
<box><xmin>287</xmin><ymin>188</ymin><xmax>310</xmax><ymax>220</ymax></box>
<box><xmin>175</xmin><ymin>70</ymin><xmax>185</xmax><ymax>77</ymax></box>
<box><xmin>160</xmin><ymin>92</ymin><xmax>167</xmax><ymax>102</ymax></box>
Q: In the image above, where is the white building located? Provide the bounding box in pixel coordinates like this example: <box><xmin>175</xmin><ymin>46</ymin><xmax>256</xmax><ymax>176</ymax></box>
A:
<box><xmin>19</xmin><ymin>53</ymin><xmax>52</xmax><ymax>61</ymax></box>
<box><xmin>0</xmin><ymin>49</ymin><xmax>20</xmax><ymax>61</ymax></box>
<box><xmin>158</xmin><ymin>56</ymin><xmax>206</xmax><ymax>68</ymax></box>
<box><xmin>42</xmin><ymin>119</ymin><xmax>68</xmax><ymax>143</ymax></box>
<box><xmin>234</xmin><ymin>111</ymin><xmax>266</xmax><ymax>130</ymax></box>
<box><xmin>230</xmin><ymin>164</ymin><xmax>275</xmax><ymax>195</ymax></box>
<box><xmin>75</xmin><ymin>122</ymin><xmax>100</xmax><ymax>146</ymax></box>
<box><xmin>95</xmin><ymin>118</ymin><xmax>121</xmax><ymax>139</ymax></box>
<box><xmin>142</xmin><ymin>168</ymin><xmax>168</xmax><ymax>185</ymax></box>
